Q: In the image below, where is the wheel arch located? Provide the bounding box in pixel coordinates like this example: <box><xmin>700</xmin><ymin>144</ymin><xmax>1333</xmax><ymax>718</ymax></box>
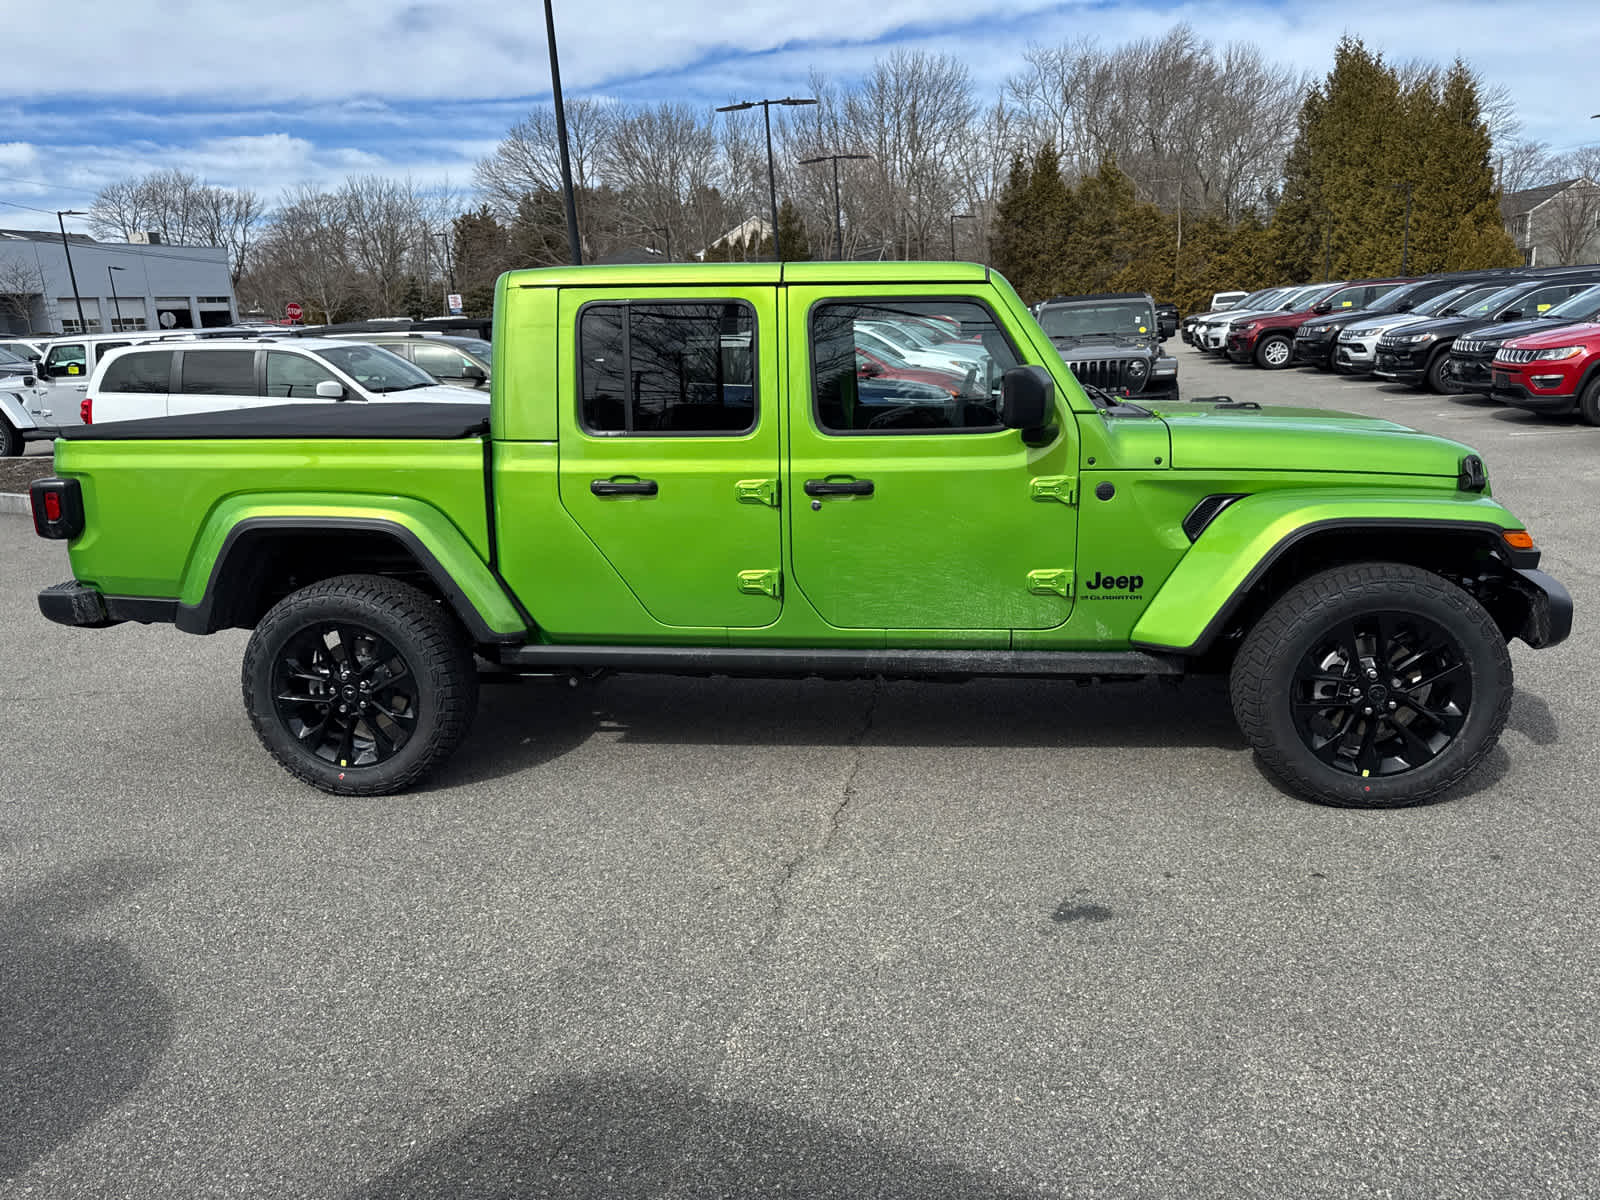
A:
<box><xmin>1133</xmin><ymin>503</ymin><xmax>1540</xmax><ymax>661</ymax></box>
<box><xmin>176</xmin><ymin>515</ymin><xmax>527</xmax><ymax>644</ymax></box>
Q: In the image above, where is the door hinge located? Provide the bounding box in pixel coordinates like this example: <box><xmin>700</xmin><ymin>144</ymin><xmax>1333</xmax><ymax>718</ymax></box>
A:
<box><xmin>735</xmin><ymin>478</ymin><xmax>779</xmax><ymax>507</ymax></box>
<box><xmin>738</xmin><ymin>568</ymin><xmax>782</xmax><ymax>599</ymax></box>
<box><xmin>1029</xmin><ymin>475</ymin><xmax>1077</xmax><ymax>505</ymax></box>
<box><xmin>1027</xmin><ymin>568</ymin><xmax>1073</xmax><ymax>598</ymax></box>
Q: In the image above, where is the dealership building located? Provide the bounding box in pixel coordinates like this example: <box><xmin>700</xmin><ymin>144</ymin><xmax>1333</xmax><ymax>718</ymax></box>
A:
<box><xmin>0</xmin><ymin>227</ymin><xmax>237</xmax><ymax>335</ymax></box>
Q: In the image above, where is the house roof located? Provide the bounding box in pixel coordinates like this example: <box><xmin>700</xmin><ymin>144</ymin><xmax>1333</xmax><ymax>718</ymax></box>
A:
<box><xmin>0</xmin><ymin>227</ymin><xmax>96</xmax><ymax>245</ymax></box>
<box><xmin>1501</xmin><ymin>179</ymin><xmax>1597</xmax><ymax>220</ymax></box>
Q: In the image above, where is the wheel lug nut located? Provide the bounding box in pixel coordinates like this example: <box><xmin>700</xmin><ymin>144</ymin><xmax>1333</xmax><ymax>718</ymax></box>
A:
<box><xmin>1388</xmin><ymin>701</ymin><xmax>1398</xmax><ymax>710</ymax></box>
<box><xmin>1363</xmin><ymin>706</ymin><xmax>1373</xmax><ymax>716</ymax></box>
<box><xmin>1366</xmin><ymin>668</ymin><xmax>1378</xmax><ymax>680</ymax></box>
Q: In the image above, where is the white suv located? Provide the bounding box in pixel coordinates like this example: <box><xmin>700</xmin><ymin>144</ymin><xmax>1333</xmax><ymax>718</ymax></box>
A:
<box><xmin>84</xmin><ymin>337</ymin><xmax>486</xmax><ymax>424</ymax></box>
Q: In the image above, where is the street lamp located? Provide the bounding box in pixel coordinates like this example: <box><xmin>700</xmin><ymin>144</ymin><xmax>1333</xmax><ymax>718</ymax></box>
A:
<box><xmin>543</xmin><ymin>0</ymin><xmax>582</xmax><ymax>266</ymax></box>
<box><xmin>949</xmin><ymin>212</ymin><xmax>975</xmax><ymax>260</ymax></box>
<box><xmin>55</xmin><ymin>210</ymin><xmax>87</xmax><ymax>333</ymax></box>
<box><xmin>107</xmin><ymin>265</ymin><xmax>126</xmax><ymax>331</ymax></box>
<box><xmin>433</xmin><ymin>230</ymin><xmax>456</xmax><ymax>313</ymax></box>
<box><xmin>717</xmin><ymin>96</ymin><xmax>818</xmax><ymax>261</ymax></box>
<box><xmin>798</xmin><ymin>152</ymin><xmax>871</xmax><ymax>260</ymax></box>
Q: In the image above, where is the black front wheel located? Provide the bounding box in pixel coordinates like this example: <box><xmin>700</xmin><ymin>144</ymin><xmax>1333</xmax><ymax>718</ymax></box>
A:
<box><xmin>243</xmin><ymin>574</ymin><xmax>479</xmax><ymax>795</ymax></box>
<box><xmin>1578</xmin><ymin>376</ymin><xmax>1600</xmax><ymax>427</ymax></box>
<box><xmin>1230</xmin><ymin>563</ymin><xmax>1512</xmax><ymax>808</ymax></box>
<box><xmin>0</xmin><ymin>417</ymin><xmax>22</xmax><ymax>457</ymax></box>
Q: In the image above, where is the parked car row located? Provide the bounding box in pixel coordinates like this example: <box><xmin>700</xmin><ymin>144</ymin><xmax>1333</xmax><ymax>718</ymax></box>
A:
<box><xmin>1182</xmin><ymin>264</ymin><xmax>1600</xmax><ymax>424</ymax></box>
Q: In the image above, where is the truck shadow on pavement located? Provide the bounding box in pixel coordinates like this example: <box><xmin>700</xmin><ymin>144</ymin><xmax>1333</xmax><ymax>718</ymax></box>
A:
<box><xmin>0</xmin><ymin>857</ymin><xmax>173</xmax><ymax>1183</ymax></box>
<box><xmin>346</xmin><ymin>1071</ymin><xmax>1039</xmax><ymax>1200</ymax></box>
<box><xmin>433</xmin><ymin>675</ymin><xmax>1247</xmax><ymax>791</ymax></box>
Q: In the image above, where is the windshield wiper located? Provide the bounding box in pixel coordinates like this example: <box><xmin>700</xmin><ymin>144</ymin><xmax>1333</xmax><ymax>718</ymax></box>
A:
<box><xmin>374</xmin><ymin>381</ymin><xmax>434</xmax><ymax>393</ymax></box>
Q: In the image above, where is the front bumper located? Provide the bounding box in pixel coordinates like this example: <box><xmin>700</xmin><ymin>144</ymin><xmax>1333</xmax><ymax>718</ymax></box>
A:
<box><xmin>1510</xmin><ymin>567</ymin><xmax>1573</xmax><ymax>649</ymax></box>
<box><xmin>1492</xmin><ymin>373</ymin><xmax>1578</xmax><ymax>414</ymax></box>
<box><xmin>39</xmin><ymin>581</ymin><xmax>177</xmax><ymax>628</ymax></box>
<box><xmin>1224</xmin><ymin>333</ymin><xmax>1257</xmax><ymax>361</ymax></box>
<box><xmin>1373</xmin><ymin>347</ymin><xmax>1428</xmax><ymax>382</ymax></box>
<box><xmin>1447</xmin><ymin>355</ymin><xmax>1495</xmax><ymax>393</ymax></box>
<box><xmin>1292</xmin><ymin>335</ymin><xmax>1335</xmax><ymax>366</ymax></box>
<box><xmin>1334</xmin><ymin>338</ymin><xmax>1378</xmax><ymax>372</ymax></box>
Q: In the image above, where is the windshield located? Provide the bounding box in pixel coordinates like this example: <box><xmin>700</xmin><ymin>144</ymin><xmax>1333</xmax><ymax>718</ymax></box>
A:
<box><xmin>1291</xmin><ymin>284</ymin><xmax>1344</xmax><ymax>310</ymax></box>
<box><xmin>0</xmin><ymin>346</ymin><xmax>27</xmax><ymax>369</ymax></box>
<box><xmin>1236</xmin><ymin>288</ymin><xmax>1285</xmax><ymax>309</ymax></box>
<box><xmin>1543</xmin><ymin>284</ymin><xmax>1600</xmax><ymax>320</ymax></box>
<box><xmin>1039</xmin><ymin>301</ymin><xmax>1154</xmax><ymax>339</ymax></box>
<box><xmin>1363</xmin><ymin>281</ymin><xmax>1430</xmax><ymax>314</ymax></box>
<box><xmin>1413</xmin><ymin>284</ymin><xmax>1499</xmax><ymax>317</ymax></box>
<box><xmin>314</xmin><ymin>344</ymin><xmax>436</xmax><ymax>393</ymax></box>
<box><xmin>1459</xmin><ymin>285</ymin><xmax>1533</xmax><ymax>320</ymax></box>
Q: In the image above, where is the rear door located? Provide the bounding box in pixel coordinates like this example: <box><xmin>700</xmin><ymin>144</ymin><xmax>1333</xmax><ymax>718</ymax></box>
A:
<box><xmin>555</xmin><ymin>287</ymin><xmax>783</xmax><ymax>629</ymax></box>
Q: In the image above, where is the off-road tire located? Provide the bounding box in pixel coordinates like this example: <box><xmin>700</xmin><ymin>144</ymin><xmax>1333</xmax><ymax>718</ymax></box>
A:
<box><xmin>0</xmin><ymin>416</ymin><xmax>22</xmax><ymax>457</ymax></box>
<box><xmin>1230</xmin><ymin>562</ymin><xmax>1512</xmax><ymax>808</ymax></box>
<box><xmin>243</xmin><ymin>574</ymin><xmax>479</xmax><ymax>796</ymax></box>
<box><xmin>1255</xmin><ymin>334</ymin><xmax>1293</xmax><ymax>370</ymax></box>
<box><xmin>1577</xmin><ymin>375</ymin><xmax>1600</xmax><ymax>427</ymax></box>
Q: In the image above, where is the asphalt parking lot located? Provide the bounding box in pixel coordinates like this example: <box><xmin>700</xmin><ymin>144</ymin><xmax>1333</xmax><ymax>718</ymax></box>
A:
<box><xmin>3</xmin><ymin>352</ymin><xmax>1598</xmax><ymax>1199</ymax></box>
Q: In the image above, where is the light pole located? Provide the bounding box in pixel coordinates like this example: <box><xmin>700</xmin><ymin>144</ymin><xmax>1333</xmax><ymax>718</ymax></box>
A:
<box><xmin>717</xmin><ymin>96</ymin><xmax>818</xmax><ymax>260</ymax></box>
<box><xmin>798</xmin><ymin>152</ymin><xmax>871</xmax><ymax>261</ymax></box>
<box><xmin>543</xmin><ymin>0</ymin><xmax>583</xmax><ymax>266</ymax></box>
<box><xmin>1392</xmin><ymin>182</ymin><xmax>1414</xmax><ymax>275</ymax></box>
<box><xmin>56</xmin><ymin>210</ymin><xmax>87</xmax><ymax>333</ymax></box>
<box><xmin>107</xmin><ymin>265</ymin><xmax>126</xmax><ymax>331</ymax></box>
<box><xmin>948</xmin><ymin>212</ymin><xmax>975</xmax><ymax>260</ymax></box>
<box><xmin>433</xmin><ymin>230</ymin><xmax>456</xmax><ymax>313</ymax></box>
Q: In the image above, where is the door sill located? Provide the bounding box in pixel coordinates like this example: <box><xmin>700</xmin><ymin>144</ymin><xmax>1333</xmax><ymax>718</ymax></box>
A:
<box><xmin>494</xmin><ymin>644</ymin><xmax>1186</xmax><ymax>680</ymax></box>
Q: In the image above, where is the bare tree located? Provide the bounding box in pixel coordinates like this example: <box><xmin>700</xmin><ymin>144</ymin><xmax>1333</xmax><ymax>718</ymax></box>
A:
<box><xmin>194</xmin><ymin>187</ymin><xmax>265</xmax><ymax>285</ymax></box>
<box><xmin>1496</xmin><ymin>139</ymin><xmax>1555</xmax><ymax>196</ymax></box>
<box><xmin>240</xmin><ymin>186</ymin><xmax>357</xmax><ymax>323</ymax></box>
<box><xmin>89</xmin><ymin>168</ymin><xmax>262</xmax><ymax>282</ymax></box>
<box><xmin>605</xmin><ymin>103</ymin><xmax>720</xmax><ymax>259</ymax></box>
<box><xmin>0</xmin><ymin>256</ymin><xmax>47</xmax><ymax>333</ymax></box>
<box><xmin>1541</xmin><ymin>149</ymin><xmax>1600</xmax><ymax>265</ymax></box>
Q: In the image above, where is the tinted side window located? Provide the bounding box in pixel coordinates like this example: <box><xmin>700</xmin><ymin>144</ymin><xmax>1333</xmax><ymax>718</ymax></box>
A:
<box><xmin>412</xmin><ymin>342</ymin><xmax>475</xmax><ymax>379</ymax></box>
<box><xmin>181</xmin><ymin>350</ymin><xmax>256</xmax><ymax>396</ymax></box>
<box><xmin>265</xmin><ymin>352</ymin><xmax>337</xmax><ymax>398</ymax></box>
<box><xmin>811</xmin><ymin>300</ymin><xmax>1018</xmax><ymax>435</ymax></box>
<box><xmin>100</xmin><ymin>351</ymin><xmax>172</xmax><ymax>394</ymax></box>
<box><xmin>579</xmin><ymin>302</ymin><xmax>755</xmax><ymax>435</ymax></box>
<box><xmin>1524</xmin><ymin>285</ymin><xmax>1588</xmax><ymax>315</ymax></box>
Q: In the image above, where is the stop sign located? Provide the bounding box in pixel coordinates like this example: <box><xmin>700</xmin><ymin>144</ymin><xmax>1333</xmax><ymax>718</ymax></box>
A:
<box><xmin>285</xmin><ymin>302</ymin><xmax>303</xmax><ymax>321</ymax></box>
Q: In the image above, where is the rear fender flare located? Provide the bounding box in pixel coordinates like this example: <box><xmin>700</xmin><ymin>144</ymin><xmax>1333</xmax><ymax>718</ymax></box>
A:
<box><xmin>1130</xmin><ymin>488</ymin><xmax>1528</xmax><ymax>654</ymax></box>
<box><xmin>175</xmin><ymin>494</ymin><xmax>527</xmax><ymax>642</ymax></box>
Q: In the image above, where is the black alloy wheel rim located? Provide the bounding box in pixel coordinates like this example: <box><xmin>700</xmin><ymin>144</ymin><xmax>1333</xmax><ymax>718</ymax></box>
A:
<box><xmin>272</xmin><ymin>623</ymin><xmax>419</xmax><ymax>769</ymax></box>
<box><xmin>1290</xmin><ymin>610</ymin><xmax>1472</xmax><ymax>779</ymax></box>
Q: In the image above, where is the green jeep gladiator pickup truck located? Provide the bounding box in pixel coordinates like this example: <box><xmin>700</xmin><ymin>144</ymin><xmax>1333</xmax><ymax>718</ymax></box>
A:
<box><xmin>30</xmin><ymin>262</ymin><xmax>1570</xmax><ymax>807</ymax></box>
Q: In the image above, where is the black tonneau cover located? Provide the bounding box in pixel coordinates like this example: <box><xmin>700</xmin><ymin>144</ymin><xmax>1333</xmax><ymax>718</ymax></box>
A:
<box><xmin>57</xmin><ymin>402</ymin><xmax>490</xmax><ymax>442</ymax></box>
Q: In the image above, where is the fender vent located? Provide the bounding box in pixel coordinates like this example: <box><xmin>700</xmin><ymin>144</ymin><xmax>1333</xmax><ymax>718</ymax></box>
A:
<box><xmin>1182</xmin><ymin>493</ymin><xmax>1247</xmax><ymax>542</ymax></box>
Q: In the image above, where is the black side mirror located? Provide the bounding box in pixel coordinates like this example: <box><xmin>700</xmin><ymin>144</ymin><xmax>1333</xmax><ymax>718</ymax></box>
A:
<box><xmin>1001</xmin><ymin>365</ymin><xmax>1054</xmax><ymax>431</ymax></box>
<box><xmin>1397</xmin><ymin>300</ymin><xmax>1414</xmax><ymax>311</ymax></box>
<box><xmin>1498</xmin><ymin>309</ymin><xmax>1522</xmax><ymax>321</ymax></box>
<box><xmin>1312</xmin><ymin>301</ymin><xmax>1332</xmax><ymax>314</ymax></box>
<box><xmin>34</xmin><ymin>363</ymin><xmax>49</xmax><ymax>379</ymax></box>
<box><xmin>464</xmin><ymin>363</ymin><xmax>488</xmax><ymax>383</ymax></box>
<box><xmin>23</xmin><ymin>374</ymin><xmax>36</xmax><ymax>387</ymax></box>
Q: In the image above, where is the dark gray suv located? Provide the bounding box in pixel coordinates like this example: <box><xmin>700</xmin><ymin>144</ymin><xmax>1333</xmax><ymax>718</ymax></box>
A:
<box><xmin>1034</xmin><ymin>292</ymin><xmax>1179</xmax><ymax>403</ymax></box>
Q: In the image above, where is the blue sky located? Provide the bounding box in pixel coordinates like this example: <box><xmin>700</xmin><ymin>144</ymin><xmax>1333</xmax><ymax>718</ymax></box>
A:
<box><xmin>1</xmin><ymin>0</ymin><xmax>1595</xmax><ymax>234</ymax></box>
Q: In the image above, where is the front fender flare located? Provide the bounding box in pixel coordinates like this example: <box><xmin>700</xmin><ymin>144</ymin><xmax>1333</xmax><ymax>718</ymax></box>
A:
<box><xmin>174</xmin><ymin>493</ymin><xmax>527</xmax><ymax>642</ymax></box>
<box><xmin>1130</xmin><ymin>488</ymin><xmax>1526</xmax><ymax>654</ymax></box>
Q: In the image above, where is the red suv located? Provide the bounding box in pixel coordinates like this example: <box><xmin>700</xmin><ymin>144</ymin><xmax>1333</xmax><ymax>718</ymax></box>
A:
<box><xmin>1491</xmin><ymin>323</ymin><xmax>1600</xmax><ymax>424</ymax></box>
<box><xmin>1226</xmin><ymin>279</ymin><xmax>1410</xmax><ymax>369</ymax></box>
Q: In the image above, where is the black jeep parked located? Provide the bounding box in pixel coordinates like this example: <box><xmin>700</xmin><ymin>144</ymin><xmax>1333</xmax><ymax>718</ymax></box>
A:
<box><xmin>1034</xmin><ymin>292</ymin><xmax>1180</xmax><ymax>402</ymax></box>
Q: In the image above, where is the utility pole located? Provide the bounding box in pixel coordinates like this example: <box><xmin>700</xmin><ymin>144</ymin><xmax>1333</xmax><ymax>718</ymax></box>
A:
<box><xmin>1395</xmin><ymin>182</ymin><xmax>1414</xmax><ymax>275</ymax></box>
<box><xmin>717</xmin><ymin>96</ymin><xmax>818</xmax><ymax>260</ymax></box>
<box><xmin>107</xmin><ymin>265</ymin><xmax>126</xmax><ymax>331</ymax></box>
<box><xmin>948</xmin><ymin>211</ymin><xmax>974</xmax><ymax>259</ymax></box>
<box><xmin>799</xmin><ymin>152</ymin><xmax>871</xmax><ymax>260</ymax></box>
<box><xmin>434</xmin><ymin>230</ymin><xmax>456</xmax><ymax>312</ymax></box>
<box><xmin>56</xmin><ymin>210</ymin><xmax>87</xmax><ymax>333</ymax></box>
<box><xmin>544</xmin><ymin>0</ymin><xmax>583</xmax><ymax>266</ymax></box>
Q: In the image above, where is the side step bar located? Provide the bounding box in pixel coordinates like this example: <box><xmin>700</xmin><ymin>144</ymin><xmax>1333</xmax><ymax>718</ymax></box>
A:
<box><xmin>493</xmin><ymin>644</ymin><xmax>1186</xmax><ymax>681</ymax></box>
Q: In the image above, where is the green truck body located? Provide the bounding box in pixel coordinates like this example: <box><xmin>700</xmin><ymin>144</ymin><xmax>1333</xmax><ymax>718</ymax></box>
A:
<box><xmin>31</xmin><ymin>262</ymin><xmax>1571</xmax><ymax>806</ymax></box>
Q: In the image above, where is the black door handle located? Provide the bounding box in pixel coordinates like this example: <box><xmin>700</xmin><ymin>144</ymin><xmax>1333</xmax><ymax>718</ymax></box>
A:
<box><xmin>804</xmin><ymin>478</ymin><xmax>874</xmax><ymax>497</ymax></box>
<box><xmin>591</xmin><ymin>479</ymin><xmax>659</xmax><ymax>496</ymax></box>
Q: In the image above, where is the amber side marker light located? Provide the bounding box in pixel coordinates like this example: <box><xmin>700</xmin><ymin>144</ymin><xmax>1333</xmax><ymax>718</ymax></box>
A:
<box><xmin>1503</xmin><ymin>530</ymin><xmax>1536</xmax><ymax>551</ymax></box>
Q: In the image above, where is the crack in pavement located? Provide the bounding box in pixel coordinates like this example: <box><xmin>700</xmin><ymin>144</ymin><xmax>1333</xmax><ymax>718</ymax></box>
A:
<box><xmin>758</xmin><ymin>678</ymin><xmax>884</xmax><ymax>950</ymax></box>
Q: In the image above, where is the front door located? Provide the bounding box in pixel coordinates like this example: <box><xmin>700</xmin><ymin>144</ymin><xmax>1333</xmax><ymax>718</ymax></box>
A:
<box><xmin>556</xmin><ymin>288</ymin><xmax>782</xmax><ymax>629</ymax></box>
<box><xmin>785</xmin><ymin>290</ymin><xmax>1078</xmax><ymax>631</ymax></box>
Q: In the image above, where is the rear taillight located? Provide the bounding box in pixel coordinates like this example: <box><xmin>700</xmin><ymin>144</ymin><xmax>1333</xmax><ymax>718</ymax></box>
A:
<box><xmin>80</xmin><ymin>396</ymin><xmax>92</xmax><ymax>424</ymax></box>
<box><xmin>30</xmin><ymin>477</ymin><xmax>85</xmax><ymax>540</ymax></box>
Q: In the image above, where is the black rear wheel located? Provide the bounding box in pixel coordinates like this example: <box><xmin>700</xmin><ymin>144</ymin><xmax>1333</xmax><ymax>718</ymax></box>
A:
<box><xmin>1231</xmin><ymin>563</ymin><xmax>1512</xmax><ymax>807</ymax></box>
<box><xmin>243</xmin><ymin>574</ymin><xmax>478</xmax><ymax>795</ymax></box>
<box><xmin>1578</xmin><ymin>376</ymin><xmax>1600</xmax><ymax>427</ymax></box>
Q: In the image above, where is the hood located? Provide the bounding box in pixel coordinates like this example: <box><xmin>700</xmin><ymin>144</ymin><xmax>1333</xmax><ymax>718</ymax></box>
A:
<box><xmin>1345</xmin><ymin>312</ymin><xmax>1429</xmax><ymax>336</ymax></box>
<box><xmin>1500</xmin><ymin>320</ymin><xmax>1600</xmax><ymax>350</ymax></box>
<box><xmin>380</xmin><ymin>384</ymin><xmax>493</xmax><ymax>404</ymax></box>
<box><xmin>1053</xmin><ymin>337</ymin><xmax>1155</xmax><ymax>359</ymax></box>
<box><xmin>1450</xmin><ymin>318</ymin><xmax>1560</xmax><ymax>348</ymax></box>
<box><xmin>1148</xmin><ymin>399</ymin><xmax>1473</xmax><ymax>478</ymax></box>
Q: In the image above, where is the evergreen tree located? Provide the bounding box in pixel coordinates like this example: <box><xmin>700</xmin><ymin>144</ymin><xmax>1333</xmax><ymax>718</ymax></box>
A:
<box><xmin>990</xmin><ymin>143</ymin><xmax>1076</xmax><ymax>303</ymax></box>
